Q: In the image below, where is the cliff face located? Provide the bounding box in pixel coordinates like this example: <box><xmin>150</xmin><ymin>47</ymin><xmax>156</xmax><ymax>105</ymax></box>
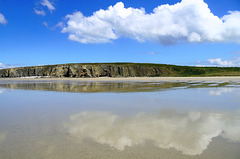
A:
<box><xmin>0</xmin><ymin>64</ymin><xmax>173</xmax><ymax>78</ymax></box>
<box><xmin>2</xmin><ymin>63</ymin><xmax>239</xmax><ymax>78</ymax></box>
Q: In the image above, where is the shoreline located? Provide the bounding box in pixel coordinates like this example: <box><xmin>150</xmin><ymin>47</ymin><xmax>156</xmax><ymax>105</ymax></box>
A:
<box><xmin>0</xmin><ymin>76</ymin><xmax>240</xmax><ymax>82</ymax></box>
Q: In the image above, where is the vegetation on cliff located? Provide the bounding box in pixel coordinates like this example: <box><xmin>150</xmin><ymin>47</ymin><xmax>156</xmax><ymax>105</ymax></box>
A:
<box><xmin>0</xmin><ymin>63</ymin><xmax>240</xmax><ymax>78</ymax></box>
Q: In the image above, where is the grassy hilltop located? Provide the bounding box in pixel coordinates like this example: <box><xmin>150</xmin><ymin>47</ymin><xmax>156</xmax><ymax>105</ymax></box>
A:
<box><xmin>90</xmin><ymin>63</ymin><xmax>240</xmax><ymax>77</ymax></box>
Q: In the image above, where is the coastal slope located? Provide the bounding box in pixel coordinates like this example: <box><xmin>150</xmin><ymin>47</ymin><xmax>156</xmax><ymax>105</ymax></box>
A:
<box><xmin>0</xmin><ymin>63</ymin><xmax>240</xmax><ymax>78</ymax></box>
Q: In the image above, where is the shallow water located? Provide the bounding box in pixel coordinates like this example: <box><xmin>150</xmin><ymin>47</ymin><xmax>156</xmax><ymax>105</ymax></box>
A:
<box><xmin>0</xmin><ymin>80</ymin><xmax>240</xmax><ymax>159</ymax></box>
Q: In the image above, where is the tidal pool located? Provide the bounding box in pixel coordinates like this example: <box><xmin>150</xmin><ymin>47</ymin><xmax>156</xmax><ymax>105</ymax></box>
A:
<box><xmin>0</xmin><ymin>80</ymin><xmax>239</xmax><ymax>159</ymax></box>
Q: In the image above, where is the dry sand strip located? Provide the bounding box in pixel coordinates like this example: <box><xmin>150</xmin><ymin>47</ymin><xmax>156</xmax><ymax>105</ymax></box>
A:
<box><xmin>0</xmin><ymin>76</ymin><xmax>240</xmax><ymax>82</ymax></box>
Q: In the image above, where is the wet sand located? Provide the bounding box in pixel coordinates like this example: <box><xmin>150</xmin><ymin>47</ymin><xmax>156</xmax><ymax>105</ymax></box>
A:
<box><xmin>1</xmin><ymin>78</ymin><xmax>240</xmax><ymax>159</ymax></box>
<box><xmin>1</xmin><ymin>76</ymin><xmax>240</xmax><ymax>82</ymax></box>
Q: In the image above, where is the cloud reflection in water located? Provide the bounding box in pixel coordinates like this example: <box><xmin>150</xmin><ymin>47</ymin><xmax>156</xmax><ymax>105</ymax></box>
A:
<box><xmin>0</xmin><ymin>88</ymin><xmax>5</xmax><ymax>94</ymax></box>
<box><xmin>208</xmin><ymin>88</ymin><xmax>236</xmax><ymax>96</ymax></box>
<box><xmin>64</xmin><ymin>110</ymin><xmax>240</xmax><ymax>155</ymax></box>
<box><xmin>0</xmin><ymin>132</ymin><xmax>7</xmax><ymax>143</ymax></box>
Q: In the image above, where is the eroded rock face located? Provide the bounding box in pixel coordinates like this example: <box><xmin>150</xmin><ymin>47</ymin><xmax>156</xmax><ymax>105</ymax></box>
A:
<box><xmin>0</xmin><ymin>64</ymin><xmax>170</xmax><ymax>78</ymax></box>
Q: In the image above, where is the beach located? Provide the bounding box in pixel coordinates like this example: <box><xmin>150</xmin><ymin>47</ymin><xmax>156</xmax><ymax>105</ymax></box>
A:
<box><xmin>1</xmin><ymin>76</ymin><xmax>240</xmax><ymax>159</ymax></box>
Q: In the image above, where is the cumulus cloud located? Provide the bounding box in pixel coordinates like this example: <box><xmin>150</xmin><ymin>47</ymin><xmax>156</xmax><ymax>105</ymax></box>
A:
<box><xmin>64</xmin><ymin>110</ymin><xmax>240</xmax><ymax>155</ymax></box>
<box><xmin>61</xmin><ymin>0</ymin><xmax>240</xmax><ymax>44</ymax></box>
<box><xmin>207</xmin><ymin>58</ymin><xmax>234</xmax><ymax>66</ymax></box>
<box><xmin>34</xmin><ymin>8</ymin><xmax>46</xmax><ymax>16</ymax></box>
<box><xmin>196</xmin><ymin>57</ymin><xmax>240</xmax><ymax>67</ymax></box>
<box><xmin>0</xmin><ymin>63</ymin><xmax>16</xmax><ymax>69</ymax></box>
<box><xmin>41</xmin><ymin>0</ymin><xmax>55</xmax><ymax>12</ymax></box>
<box><xmin>207</xmin><ymin>57</ymin><xmax>240</xmax><ymax>67</ymax></box>
<box><xmin>0</xmin><ymin>63</ymin><xmax>8</xmax><ymax>69</ymax></box>
<box><xmin>0</xmin><ymin>13</ymin><xmax>7</xmax><ymax>24</ymax></box>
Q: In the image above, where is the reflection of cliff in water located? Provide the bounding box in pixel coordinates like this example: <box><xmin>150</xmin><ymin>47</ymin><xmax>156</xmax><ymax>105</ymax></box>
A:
<box><xmin>0</xmin><ymin>81</ymin><xmax>237</xmax><ymax>93</ymax></box>
<box><xmin>0</xmin><ymin>81</ymin><xmax>188</xmax><ymax>93</ymax></box>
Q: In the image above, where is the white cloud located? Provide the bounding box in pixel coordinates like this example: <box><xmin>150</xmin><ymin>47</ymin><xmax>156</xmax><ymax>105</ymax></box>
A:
<box><xmin>61</xmin><ymin>0</ymin><xmax>240</xmax><ymax>44</ymax></box>
<box><xmin>0</xmin><ymin>13</ymin><xmax>7</xmax><ymax>24</ymax></box>
<box><xmin>41</xmin><ymin>0</ymin><xmax>55</xmax><ymax>12</ymax></box>
<box><xmin>0</xmin><ymin>63</ymin><xmax>16</xmax><ymax>69</ymax></box>
<box><xmin>42</xmin><ymin>21</ymin><xmax>48</xmax><ymax>27</ymax></box>
<box><xmin>207</xmin><ymin>57</ymin><xmax>240</xmax><ymax>67</ymax></box>
<box><xmin>34</xmin><ymin>0</ymin><xmax>55</xmax><ymax>15</ymax></box>
<box><xmin>0</xmin><ymin>63</ymin><xmax>8</xmax><ymax>69</ymax></box>
<box><xmin>34</xmin><ymin>8</ymin><xmax>46</xmax><ymax>16</ymax></box>
<box><xmin>207</xmin><ymin>58</ymin><xmax>234</xmax><ymax>66</ymax></box>
<box><xmin>55</xmin><ymin>22</ymin><xmax>65</xmax><ymax>28</ymax></box>
<box><xmin>64</xmin><ymin>110</ymin><xmax>240</xmax><ymax>155</ymax></box>
<box><xmin>197</xmin><ymin>57</ymin><xmax>240</xmax><ymax>67</ymax></box>
<box><xmin>137</xmin><ymin>52</ymin><xmax>160</xmax><ymax>55</ymax></box>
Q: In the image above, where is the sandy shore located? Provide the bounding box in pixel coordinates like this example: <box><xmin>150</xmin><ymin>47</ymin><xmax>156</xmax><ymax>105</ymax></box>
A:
<box><xmin>0</xmin><ymin>76</ymin><xmax>240</xmax><ymax>82</ymax></box>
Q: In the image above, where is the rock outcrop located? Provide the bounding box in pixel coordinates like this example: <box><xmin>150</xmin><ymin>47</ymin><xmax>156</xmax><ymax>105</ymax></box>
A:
<box><xmin>0</xmin><ymin>63</ymin><xmax>175</xmax><ymax>78</ymax></box>
<box><xmin>1</xmin><ymin>62</ymin><xmax>239</xmax><ymax>78</ymax></box>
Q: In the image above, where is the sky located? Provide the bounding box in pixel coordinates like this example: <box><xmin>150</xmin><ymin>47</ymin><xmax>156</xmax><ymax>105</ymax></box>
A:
<box><xmin>0</xmin><ymin>0</ymin><xmax>240</xmax><ymax>69</ymax></box>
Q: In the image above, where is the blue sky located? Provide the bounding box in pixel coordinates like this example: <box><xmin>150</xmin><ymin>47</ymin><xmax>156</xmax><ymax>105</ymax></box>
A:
<box><xmin>0</xmin><ymin>0</ymin><xmax>240</xmax><ymax>68</ymax></box>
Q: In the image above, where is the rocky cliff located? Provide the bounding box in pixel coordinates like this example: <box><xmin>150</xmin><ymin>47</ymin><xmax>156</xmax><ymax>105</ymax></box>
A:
<box><xmin>0</xmin><ymin>63</ymin><xmax>175</xmax><ymax>78</ymax></box>
<box><xmin>0</xmin><ymin>63</ymin><xmax>239</xmax><ymax>78</ymax></box>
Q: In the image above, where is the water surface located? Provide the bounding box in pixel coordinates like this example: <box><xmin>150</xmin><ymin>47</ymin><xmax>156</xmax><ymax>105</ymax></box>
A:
<box><xmin>0</xmin><ymin>80</ymin><xmax>239</xmax><ymax>159</ymax></box>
